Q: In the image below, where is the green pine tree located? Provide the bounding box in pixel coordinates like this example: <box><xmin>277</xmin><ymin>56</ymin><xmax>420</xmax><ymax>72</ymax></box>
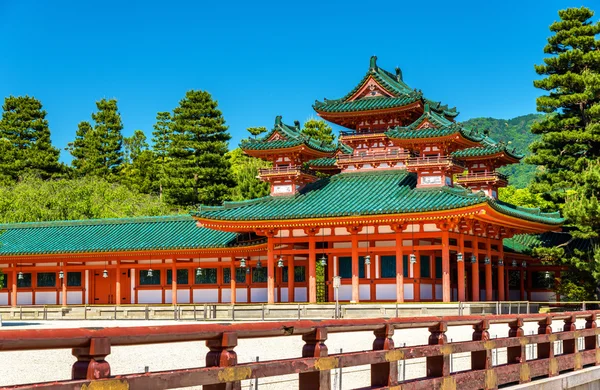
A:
<box><xmin>247</xmin><ymin>126</ymin><xmax>267</xmax><ymax>138</ymax></box>
<box><xmin>67</xmin><ymin>121</ymin><xmax>101</xmax><ymax>176</ymax></box>
<box><xmin>124</xmin><ymin>130</ymin><xmax>148</xmax><ymax>164</ymax></box>
<box><xmin>0</xmin><ymin>96</ymin><xmax>61</xmax><ymax>180</ymax></box>
<box><xmin>91</xmin><ymin>98</ymin><xmax>125</xmax><ymax>179</ymax></box>
<box><xmin>301</xmin><ymin>118</ymin><xmax>335</xmax><ymax>146</ymax></box>
<box><xmin>165</xmin><ymin>90</ymin><xmax>235</xmax><ymax>206</ymax></box>
<box><xmin>152</xmin><ymin>111</ymin><xmax>173</xmax><ymax>201</ymax></box>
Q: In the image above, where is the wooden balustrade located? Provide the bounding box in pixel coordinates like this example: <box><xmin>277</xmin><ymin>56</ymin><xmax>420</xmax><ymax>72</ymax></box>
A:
<box><xmin>455</xmin><ymin>171</ymin><xmax>508</xmax><ymax>183</ymax></box>
<box><xmin>5</xmin><ymin>311</ymin><xmax>600</xmax><ymax>389</ymax></box>
<box><xmin>405</xmin><ymin>156</ymin><xmax>466</xmax><ymax>168</ymax></box>
<box><xmin>337</xmin><ymin>151</ymin><xmax>410</xmax><ymax>164</ymax></box>
<box><xmin>258</xmin><ymin>166</ymin><xmax>315</xmax><ymax>176</ymax></box>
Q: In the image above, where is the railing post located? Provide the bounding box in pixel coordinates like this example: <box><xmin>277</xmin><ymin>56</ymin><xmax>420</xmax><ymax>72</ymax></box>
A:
<box><xmin>585</xmin><ymin>313</ymin><xmax>598</xmax><ymax>365</ymax></box>
<box><xmin>205</xmin><ymin>332</ymin><xmax>240</xmax><ymax>390</ymax></box>
<box><xmin>299</xmin><ymin>328</ymin><xmax>330</xmax><ymax>390</ymax></box>
<box><xmin>72</xmin><ymin>337</ymin><xmax>111</xmax><ymax>380</ymax></box>
<box><xmin>563</xmin><ymin>314</ymin><xmax>579</xmax><ymax>373</ymax></box>
<box><xmin>426</xmin><ymin>322</ymin><xmax>449</xmax><ymax>378</ymax></box>
<box><xmin>471</xmin><ymin>319</ymin><xmax>491</xmax><ymax>368</ymax></box>
<box><xmin>508</xmin><ymin>317</ymin><xmax>529</xmax><ymax>383</ymax></box>
<box><xmin>371</xmin><ymin>324</ymin><xmax>397</xmax><ymax>387</ymax></box>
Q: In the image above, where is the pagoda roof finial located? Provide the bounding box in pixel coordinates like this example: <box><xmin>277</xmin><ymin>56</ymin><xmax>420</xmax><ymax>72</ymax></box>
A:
<box><xmin>275</xmin><ymin>115</ymin><xmax>282</xmax><ymax>126</ymax></box>
<box><xmin>369</xmin><ymin>56</ymin><xmax>378</xmax><ymax>71</ymax></box>
<box><xmin>395</xmin><ymin>66</ymin><xmax>403</xmax><ymax>81</ymax></box>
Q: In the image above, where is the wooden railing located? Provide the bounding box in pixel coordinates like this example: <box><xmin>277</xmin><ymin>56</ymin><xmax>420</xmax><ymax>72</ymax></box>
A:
<box><xmin>405</xmin><ymin>156</ymin><xmax>466</xmax><ymax>168</ymax></box>
<box><xmin>337</xmin><ymin>151</ymin><xmax>410</xmax><ymax>164</ymax></box>
<box><xmin>5</xmin><ymin>311</ymin><xmax>600</xmax><ymax>389</ymax></box>
<box><xmin>259</xmin><ymin>166</ymin><xmax>315</xmax><ymax>176</ymax></box>
<box><xmin>455</xmin><ymin>171</ymin><xmax>508</xmax><ymax>183</ymax></box>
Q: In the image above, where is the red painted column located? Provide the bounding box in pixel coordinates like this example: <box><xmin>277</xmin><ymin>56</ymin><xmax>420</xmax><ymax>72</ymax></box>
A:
<box><xmin>268</xmin><ymin>235</ymin><xmax>276</xmax><ymax>304</ymax></box>
<box><xmin>413</xmin><ymin>250</ymin><xmax>421</xmax><ymax>302</ymax></box>
<box><xmin>351</xmin><ymin>231</ymin><xmax>359</xmax><ymax>303</ymax></box>
<box><xmin>498</xmin><ymin>259</ymin><xmax>505</xmax><ymax>301</ymax></box>
<box><xmin>230</xmin><ymin>260</ymin><xmax>236</xmax><ymax>305</ymax></box>
<box><xmin>441</xmin><ymin>229</ymin><xmax>451</xmax><ymax>303</ymax></box>
<box><xmin>485</xmin><ymin>237</ymin><xmax>492</xmax><ymax>301</ymax></box>
<box><xmin>308</xmin><ymin>233</ymin><xmax>317</xmax><ymax>303</ymax></box>
<box><xmin>371</xmin><ymin>324</ymin><xmax>397</xmax><ymax>386</ymax></box>
<box><xmin>457</xmin><ymin>233</ymin><xmax>466</xmax><ymax>302</ymax></box>
<box><xmin>395</xmin><ymin>230</ymin><xmax>404</xmax><ymax>303</ymax></box>
<box><xmin>171</xmin><ymin>261</ymin><xmax>177</xmax><ymax>305</ymax></box>
<box><xmin>11</xmin><ymin>265</ymin><xmax>17</xmax><ymax>308</ymax></box>
<box><xmin>471</xmin><ymin>235</ymin><xmax>480</xmax><ymax>301</ymax></box>
<box><xmin>288</xmin><ymin>255</ymin><xmax>295</xmax><ymax>302</ymax></box>
<box><xmin>299</xmin><ymin>328</ymin><xmax>330</xmax><ymax>389</ymax></box>
<box><xmin>62</xmin><ymin>263</ymin><xmax>68</xmax><ymax>307</ymax></box>
<box><xmin>115</xmin><ymin>261</ymin><xmax>121</xmax><ymax>306</ymax></box>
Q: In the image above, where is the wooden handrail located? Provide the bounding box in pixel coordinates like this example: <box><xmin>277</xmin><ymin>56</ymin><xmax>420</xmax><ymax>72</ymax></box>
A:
<box><xmin>337</xmin><ymin>151</ymin><xmax>410</xmax><ymax>163</ymax></box>
<box><xmin>455</xmin><ymin>171</ymin><xmax>508</xmax><ymax>181</ymax></box>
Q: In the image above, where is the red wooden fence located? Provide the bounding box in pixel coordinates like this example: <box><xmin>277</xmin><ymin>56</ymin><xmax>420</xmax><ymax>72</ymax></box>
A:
<box><xmin>1</xmin><ymin>311</ymin><xmax>599</xmax><ymax>389</ymax></box>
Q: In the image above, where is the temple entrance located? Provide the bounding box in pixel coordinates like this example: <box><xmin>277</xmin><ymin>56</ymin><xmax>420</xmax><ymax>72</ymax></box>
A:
<box><xmin>92</xmin><ymin>269</ymin><xmax>130</xmax><ymax>304</ymax></box>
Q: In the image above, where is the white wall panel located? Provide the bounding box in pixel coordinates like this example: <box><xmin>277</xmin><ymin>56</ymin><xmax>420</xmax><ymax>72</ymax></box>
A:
<box><xmin>376</xmin><ymin>284</ymin><xmax>396</xmax><ymax>300</ymax></box>
<box><xmin>138</xmin><ymin>290</ymin><xmax>162</xmax><ymax>304</ymax></box>
<box><xmin>193</xmin><ymin>289</ymin><xmax>219</xmax><ymax>303</ymax></box>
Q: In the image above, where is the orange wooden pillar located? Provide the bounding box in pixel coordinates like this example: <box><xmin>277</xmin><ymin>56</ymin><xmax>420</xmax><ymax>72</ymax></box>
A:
<box><xmin>230</xmin><ymin>260</ymin><xmax>236</xmax><ymax>304</ymax></box>
<box><xmin>413</xmin><ymin>250</ymin><xmax>421</xmax><ymax>302</ymax></box>
<box><xmin>308</xmin><ymin>233</ymin><xmax>317</xmax><ymax>303</ymax></box>
<box><xmin>171</xmin><ymin>261</ymin><xmax>177</xmax><ymax>305</ymax></box>
<box><xmin>394</xmin><ymin>229</ymin><xmax>404</xmax><ymax>303</ymax></box>
<box><xmin>498</xmin><ymin>242</ymin><xmax>505</xmax><ymax>301</ymax></box>
<box><xmin>441</xmin><ymin>230</ymin><xmax>451</xmax><ymax>303</ymax></box>
<box><xmin>457</xmin><ymin>233</ymin><xmax>466</xmax><ymax>302</ymax></box>
<box><xmin>288</xmin><ymin>255</ymin><xmax>295</xmax><ymax>302</ymax></box>
<box><xmin>116</xmin><ymin>261</ymin><xmax>121</xmax><ymax>306</ymax></box>
<box><xmin>11</xmin><ymin>266</ymin><xmax>17</xmax><ymax>307</ymax></box>
<box><xmin>485</xmin><ymin>238</ymin><xmax>492</xmax><ymax>301</ymax></box>
<box><xmin>471</xmin><ymin>235</ymin><xmax>479</xmax><ymax>301</ymax></box>
<box><xmin>267</xmin><ymin>234</ymin><xmax>276</xmax><ymax>304</ymax></box>
<box><xmin>60</xmin><ymin>263</ymin><xmax>67</xmax><ymax>307</ymax></box>
<box><xmin>351</xmin><ymin>230</ymin><xmax>359</xmax><ymax>303</ymax></box>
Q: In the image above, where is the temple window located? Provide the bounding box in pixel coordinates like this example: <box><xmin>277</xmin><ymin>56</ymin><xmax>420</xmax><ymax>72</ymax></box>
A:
<box><xmin>17</xmin><ymin>273</ymin><xmax>31</xmax><ymax>288</ymax></box>
<box><xmin>67</xmin><ymin>272</ymin><xmax>81</xmax><ymax>287</ymax></box>
<box><xmin>168</xmin><ymin>269</ymin><xmax>189</xmax><ymax>285</ymax></box>
<box><xmin>420</xmin><ymin>255</ymin><xmax>431</xmax><ymax>278</ymax></box>
<box><xmin>282</xmin><ymin>266</ymin><xmax>306</xmax><ymax>282</ymax></box>
<box><xmin>531</xmin><ymin>271</ymin><xmax>555</xmax><ymax>289</ymax></box>
<box><xmin>252</xmin><ymin>267</ymin><xmax>268</xmax><ymax>283</ymax></box>
<box><xmin>380</xmin><ymin>256</ymin><xmax>396</xmax><ymax>278</ymax></box>
<box><xmin>1</xmin><ymin>274</ymin><xmax>7</xmax><ymax>288</ymax></box>
<box><xmin>338</xmin><ymin>257</ymin><xmax>351</xmax><ymax>278</ymax></box>
<box><xmin>37</xmin><ymin>272</ymin><xmax>56</xmax><ymax>287</ymax></box>
<box><xmin>139</xmin><ymin>270</ymin><xmax>161</xmax><ymax>285</ymax></box>
<box><xmin>194</xmin><ymin>268</ymin><xmax>216</xmax><ymax>284</ymax></box>
<box><xmin>223</xmin><ymin>268</ymin><xmax>246</xmax><ymax>284</ymax></box>
<box><xmin>435</xmin><ymin>257</ymin><xmax>443</xmax><ymax>279</ymax></box>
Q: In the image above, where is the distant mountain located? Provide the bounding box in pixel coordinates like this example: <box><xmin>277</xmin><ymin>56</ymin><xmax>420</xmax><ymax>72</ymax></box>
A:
<box><xmin>462</xmin><ymin>114</ymin><xmax>542</xmax><ymax>188</ymax></box>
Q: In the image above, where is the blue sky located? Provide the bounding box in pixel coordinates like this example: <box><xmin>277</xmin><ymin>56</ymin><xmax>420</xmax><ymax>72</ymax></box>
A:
<box><xmin>1</xmin><ymin>1</ymin><xmax>598</xmax><ymax>162</ymax></box>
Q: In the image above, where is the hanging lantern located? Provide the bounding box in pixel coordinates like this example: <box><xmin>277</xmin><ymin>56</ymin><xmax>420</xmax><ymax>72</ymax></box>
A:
<box><xmin>18</xmin><ymin>271</ymin><xmax>23</xmax><ymax>280</ymax></box>
<box><xmin>59</xmin><ymin>270</ymin><xmax>64</xmax><ymax>279</ymax></box>
<box><xmin>410</xmin><ymin>253</ymin><xmax>416</xmax><ymax>264</ymax></box>
<box><xmin>457</xmin><ymin>252</ymin><xmax>463</xmax><ymax>262</ymax></box>
<box><xmin>146</xmin><ymin>268</ymin><xmax>153</xmax><ymax>278</ymax></box>
<box><xmin>521</xmin><ymin>261</ymin><xmax>527</xmax><ymax>268</ymax></box>
<box><xmin>277</xmin><ymin>256</ymin><xmax>284</xmax><ymax>268</ymax></box>
<box><xmin>512</xmin><ymin>260</ymin><xmax>517</xmax><ymax>267</ymax></box>
<box><xmin>471</xmin><ymin>255</ymin><xmax>477</xmax><ymax>263</ymax></box>
<box><xmin>103</xmin><ymin>269</ymin><xmax>109</xmax><ymax>278</ymax></box>
<box><xmin>196</xmin><ymin>267</ymin><xmax>202</xmax><ymax>276</ymax></box>
<box><xmin>320</xmin><ymin>254</ymin><xmax>327</xmax><ymax>267</ymax></box>
<box><xmin>364</xmin><ymin>255</ymin><xmax>371</xmax><ymax>266</ymax></box>
<box><xmin>240</xmin><ymin>257</ymin><xmax>246</xmax><ymax>268</ymax></box>
<box><xmin>256</xmin><ymin>260</ymin><xmax>262</xmax><ymax>269</ymax></box>
<box><xmin>484</xmin><ymin>257</ymin><xmax>490</xmax><ymax>265</ymax></box>
<box><xmin>246</xmin><ymin>267</ymin><xmax>251</xmax><ymax>274</ymax></box>
<box><xmin>498</xmin><ymin>259</ymin><xmax>504</xmax><ymax>266</ymax></box>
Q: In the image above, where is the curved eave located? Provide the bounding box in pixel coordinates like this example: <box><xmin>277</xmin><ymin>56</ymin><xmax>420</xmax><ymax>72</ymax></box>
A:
<box><xmin>387</xmin><ymin>131</ymin><xmax>483</xmax><ymax>148</ymax></box>
<box><xmin>315</xmin><ymin>101</ymin><xmax>423</xmax><ymax>118</ymax></box>
<box><xmin>242</xmin><ymin>144</ymin><xmax>334</xmax><ymax>159</ymax></box>
<box><xmin>453</xmin><ymin>152</ymin><xmax>522</xmax><ymax>165</ymax></box>
<box><xmin>479</xmin><ymin>204</ymin><xmax>563</xmax><ymax>234</ymax></box>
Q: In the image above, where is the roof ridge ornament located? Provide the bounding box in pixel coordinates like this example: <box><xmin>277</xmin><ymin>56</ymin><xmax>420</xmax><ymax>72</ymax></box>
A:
<box><xmin>369</xmin><ymin>55</ymin><xmax>378</xmax><ymax>72</ymax></box>
<box><xmin>395</xmin><ymin>66</ymin><xmax>403</xmax><ymax>81</ymax></box>
<box><xmin>275</xmin><ymin>115</ymin><xmax>282</xmax><ymax>126</ymax></box>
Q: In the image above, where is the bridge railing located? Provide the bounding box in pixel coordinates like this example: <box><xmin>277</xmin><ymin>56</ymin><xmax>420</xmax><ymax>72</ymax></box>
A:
<box><xmin>4</xmin><ymin>311</ymin><xmax>600</xmax><ymax>389</ymax></box>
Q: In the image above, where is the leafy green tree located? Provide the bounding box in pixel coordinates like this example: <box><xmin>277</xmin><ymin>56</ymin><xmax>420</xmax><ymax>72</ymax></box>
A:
<box><xmin>227</xmin><ymin>148</ymin><xmax>270</xmax><ymax>201</ymax></box>
<box><xmin>67</xmin><ymin>121</ymin><xmax>101</xmax><ymax>176</ymax></box>
<box><xmin>526</xmin><ymin>7</ymin><xmax>600</xmax><ymax>300</ymax></box>
<box><xmin>124</xmin><ymin>130</ymin><xmax>148</xmax><ymax>164</ymax></box>
<box><xmin>91</xmin><ymin>98</ymin><xmax>125</xmax><ymax>179</ymax></box>
<box><xmin>121</xmin><ymin>150</ymin><xmax>159</xmax><ymax>195</ymax></box>
<box><xmin>165</xmin><ymin>90</ymin><xmax>235</xmax><ymax>206</ymax></box>
<box><xmin>301</xmin><ymin>119</ymin><xmax>335</xmax><ymax>146</ymax></box>
<box><xmin>247</xmin><ymin>126</ymin><xmax>267</xmax><ymax>138</ymax></box>
<box><xmin>0</xmin><ymin>138</ymin><xmax>18</xmax><ymax>185</ymax></box>
<box><xmin>152</xmin><ymin>112</ymin><xmax>173</xmax><ymax>201</ymax></box>
<box><xmin>0</xmin><ymin>96</ymin><xmax>61</xmax><ymax>180</ymax></box>
<box><xmin>498</xmin><ymin>186</ymin><xmax>553</xmax><ymax>209</ymax></box>
<box><xmin>0</xmin><ymin>175</ymin><xmax>173</xmax><ymax>223</ymax></box>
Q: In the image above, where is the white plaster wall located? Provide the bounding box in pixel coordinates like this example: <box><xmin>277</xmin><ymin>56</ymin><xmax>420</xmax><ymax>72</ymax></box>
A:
<box><xmin>280</xmin><ymin>288</ymin><xmax>288</xmax><ymax>302</ymax></box>
<box><xmin>376</xmin><ymin>284</ymin><xmax>396</xmax><ymax>300</ymax></box>
<box><xmin>294</xmin><ymin>287</ymin><xmax>307</xmax><ymax>302</ymax></box>
<box><xmin>359</xmin><ymin>284</ymin><xmax>370</xmax><ymax>300</ymax></box>
<box><xmin>333</xmin><ymin>242</ymin><xmax>352</xmax><ymax>249</ymax></box>
<box><xmin>452</xmin><ymin>288</ymin><xmax>457</xmax><ymax>301</ymax></box>
<box><xmin>435</xmin><ymin>284</ymin><xmax>443</xmax><ymax>300</ymax></box>
<box><xmin>251</xmin><ymin>288</ymin><xmax>271</xmax><ymax>303</ymax></box>
<box><xmin>85</xmin><ymin>270</ymin><xmax>89</xmax><ymax>304</ymax></box>
<box><xmin>58</xmin><ymin>291</ymin><xmax>83</xmax><ymax>305</ymax></box>
<box><xmin>236</xmin><ymin>288</ymin><xmax>248</xmax><ymax>303</ymax></box>
<box><xmin>165</xmin><ymin>289</ymin><xmax>191</xmax><ymax>304</ymax></box>
<box><xmin>221</xmin><ymin>288</ymin><xmax>231</xmax><ymax>303</ymax></box>
<box><xmin>374</xmin><ymin>241</ymin><xmax>395</xmax><ymax>247</ymax></box>
<box><xmin>35</xmin><ymin>291</ymin><xmax>56</xmax><ymax>305</ymax></box>
<box><xmin>130</xmin><ymin>269</ymin><xmax>135</xmax><ymax>304</ymax></box>
<box><xmin>138</xmin><ymin>290</ymin><xmax>162</xmax><ymax>304</ymax></box>
<box><xmin>0</xmin><ymin>292</ymin><xmax>8</xmax><ymax>305</ymax></box>
<box><xmin>480</xmin><ymin>289</ymin><xmax>486</xmax><ymax>301</ymax></box>
<box><xmin>192</xmin><ymin>289</ymin><xmax>219</xmax><ymax>303</ymax></box>
<box><xmin>530</xmin><ymin>291</ymin><xmax>554</xmax><ymax>302</ymax></box>
<box><xmin>420</xmin><ymin>284</ymin><xmax>433</xmax><ymax>300</ymax></box>
<box><xmin>509</xmin><ymin>290</ymin><xmax>521</xmax><ymax>301</ymax></box>
<box><xmin>404</xmin><ymin>283</ymin><xmax>414</xmax><ymax>300</ymax></box>
<box><xmin>17</xmin><ymin>292</ymin><xmax>32</xmax><ymax>305</ymax></box>
<box><xmin>339</xmin><ymin>285</ymin><xmax>352</xmax><ymax>301</ymax></box>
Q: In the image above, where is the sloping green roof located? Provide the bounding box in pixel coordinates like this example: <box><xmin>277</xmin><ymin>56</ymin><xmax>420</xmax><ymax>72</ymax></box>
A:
<box><xmin>194</xmin><ymin>170</ymin><xmax>563</xmax><ymax>225</ymax></box>
<box><xmin>241</xmin><ymin>116</ymin><xmax>337</xmax><ymax>153</ymax></box>
<box><xmin>451</xmin><ymin>144</ymin><xmax>524</xmax><ymax>160</ymax></box>
<box><xmin>0</xmin><ymin>216</ymin><xmax>258</xmax><ymax>256</ymax></box>
<box><xmin>504</xmin><ymin>231</ymin><xmax>592</xmax><ymax>255</ymax></box>
<box><xmin>313</xmin><ymin>56</ymin><xmax>458</xmax><ymax>117</ymax></box>
<box><xmin>307</xmin><ymin>157</ymin><xmax>337</xmax><ymax>167</ymax></box>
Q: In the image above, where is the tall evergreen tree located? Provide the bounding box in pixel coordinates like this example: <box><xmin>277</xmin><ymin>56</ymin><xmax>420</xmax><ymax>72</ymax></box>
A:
<box><xmin>526</xmin><ymin>7</ymin><xmax>600</xmax><ymax>300</ymax></box>
<box><xmin>165</xmin><ymin>90</ymin><xmax>234</xmax><ymax>206</ymax></box>
<box><xmin>0</xmin><ymin>96</ymin><xmax>61</xmax><ymax>180</ymax></box>
<box><xmin>123</xmin><ymin>130</ymin><xmax>148</xmax><ymax>164</ymax></box>
<box><xmin>152</xmin><ymin>112</ymin><xmax>173</xmax><ymax>201</ymax></box>
<box><xmin>67</xmin><ymin>121</ymin><xmax>101</xmax><ymax>176</ymax></box>
<box><xmin>91</xmin><ymin>98</ymin><xmax>125</xmax><ymax>178</ymax></box>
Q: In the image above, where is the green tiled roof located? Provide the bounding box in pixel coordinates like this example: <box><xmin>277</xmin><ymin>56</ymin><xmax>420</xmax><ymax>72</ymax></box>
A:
<box><xmin>241</xmin><ymin>116</ymin><xmax>337</xmax><ymax>153</ymax></box>
<box><xmin>488</xmin><ymin>201</ymin><xmax>563</xmax><ymax>225</ymax></box>
<box><xmin>313</xmin><ymin>56</ymin><xmax>458</xmax><ymax>117</ymax></box>
<box><xmin>0</xmin><ymin>216</ymin><xmax>258</xmax><ymax>256</ymax></box>
<box><xmin>451</xmin><ymin>145</ymin><xmax>524</xmax><ymax>160</ymax></box>
<box><xmin>504</xmin><ymin>231</ymin><xmax>592</xmax><ymax>255</ymax></box>
<box><xmin>338</xmin><ymin>142</ymin><xmax>354</xmax><ymax>154</ymax></box>
<box><xmin>307</xmin><ymin>157</ymin><xmax>337</xmax><ymax>167</ymax></box>
<box><xmin>194</xmin><ymin>170</ymin><xmax>563</xmax><ymax>225</ymax></box>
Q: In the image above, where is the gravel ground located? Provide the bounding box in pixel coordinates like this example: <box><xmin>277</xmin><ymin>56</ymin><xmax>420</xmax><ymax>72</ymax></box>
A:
<box><xmin>0</xmin><ymin>318</ymin><xmax>594</xmax><ymax>389</ymax></box>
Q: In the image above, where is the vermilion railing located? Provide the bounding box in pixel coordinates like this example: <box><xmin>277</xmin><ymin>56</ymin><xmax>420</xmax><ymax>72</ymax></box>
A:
<box><xmin>337</xmin><ymin>151</ymin><xmax>410</xmax><ymax>164</ymax></box>
<box><xmin>4</xmin><ymin>311</ymin><xmax>600</xmax><ymax>389</ymax></box>
<box><xmin>405</xmin><ymin>156</ymin><xmax>466</xmax><ymax>168</ymax></box>
<box><xmin>455</xmin><ymin>171</ymin><xmax>509</xmax><ymax>183</ymax></box>
<box><xmin>258</xmin><ymin>166</ymin><xmax>315</xmax><ymax>176</ymax></box>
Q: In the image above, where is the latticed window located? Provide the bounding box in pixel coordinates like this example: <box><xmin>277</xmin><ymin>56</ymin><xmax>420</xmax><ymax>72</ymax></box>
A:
<box><xmin>282</xmin><ymin>266</ymin><xmax>306</xmax><ymax>282</ymax></box>
<box><xmin>167</xmin><ymin>269</ymin><xmax>189</xmax><ymax>285</ymax></box>
<box><xmin>435</xmin><ymin>257</ymin><xmax>443</xmax><ymax>279</ymax></box>
<box><xmin>420</xmin><ymin>255</ymin><xmax>431</xmax><ymax>278</ymax></box>
<box><xmin>223</xmin><ymin>268</ymin><xmax>246</xmax><ymax>283</ymax></box>
<box><xmin>380</xmin><ymin>256</ymin><xmax>396</xmax><ymax>278</ymax></box>
<box><xmin>67</xmin><ymin>272</ymin><xmax>81</xmax><ymax>287</ymax></box>
<box><xmin>139</xmin><ymin>270</ymin><xmax>161</xmax><ymax>285</ymax></box>
<box><xmin>339</xmin><ymin>257</ymin><xmax>368</xmax><ymax>278</ymax></box>
<box><xmin>252</xmin><ymin>267</ymin><xmax>268</xmax><ymax>283</ymax></box>
<box><xmin>194</xmin><ymin>268</ymin><xmax>217</xmax><ymax>284</ymax></box>
<box><xmin>37</xmin><ymin>272</ymin><xmax>56</xmax><ymax>287</ymax></box>
<box><xmin>17</xmin><ymin>273</ymin><xmax>31</xmax><ymax>288</ymax></box>
<box><xmin>532</xmin><ymin>271</ymin><xmax>555</xmax><ymax>289</ymax></box>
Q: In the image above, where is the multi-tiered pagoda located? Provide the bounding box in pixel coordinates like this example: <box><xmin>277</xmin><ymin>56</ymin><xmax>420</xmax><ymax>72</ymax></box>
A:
<box><xmin>0</xmin><ymin>57</ymin><xmax>562</xmax><ymax>307</ymax></box>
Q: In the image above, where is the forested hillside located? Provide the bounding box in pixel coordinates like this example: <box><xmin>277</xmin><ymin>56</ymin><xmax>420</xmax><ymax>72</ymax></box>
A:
<box><xmin>462</xmin><ymin>114</ymin><xmax>542</xmax><ymax>188</ymax></box>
